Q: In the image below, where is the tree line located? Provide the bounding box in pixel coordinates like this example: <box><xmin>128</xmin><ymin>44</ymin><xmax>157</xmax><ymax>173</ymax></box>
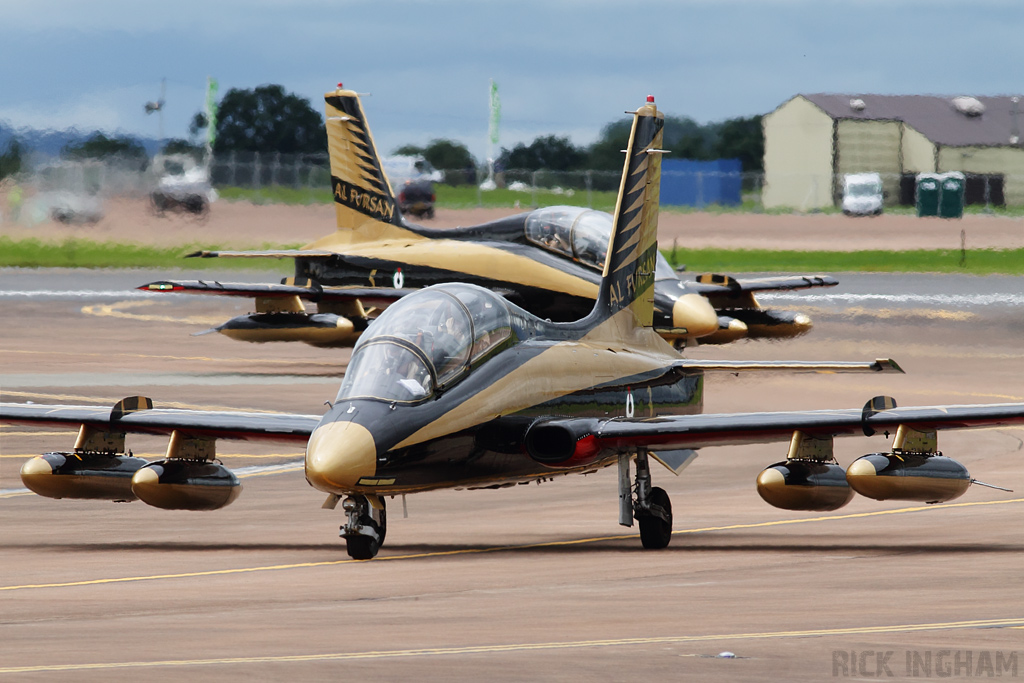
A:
<box><xmin>1</xmin><ymin>84</ymin><xmax>764</xmax><ymax>182</ymax></box>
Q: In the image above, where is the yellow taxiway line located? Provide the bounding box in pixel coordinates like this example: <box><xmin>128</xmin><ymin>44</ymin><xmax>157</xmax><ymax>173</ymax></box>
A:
<box><xmin>1</xmin><ymin>617</ymin><xmax>1021</xmax><ymax>674</ymax></box>
<box><xmin>81</xmin><ymin>299</ymin><xmax>221</xmax><ymax>325</ymax></box>
<box><xmin>2</xmin><ymin>497</ymin><xmax>1022</xmax><ymax>592</ymax></box>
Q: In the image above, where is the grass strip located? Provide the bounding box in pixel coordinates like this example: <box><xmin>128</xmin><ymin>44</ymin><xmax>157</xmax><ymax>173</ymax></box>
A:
<box><xmin>215</xmin><ymin>185</ymin><xmax>1024</xmax><ymax>217</ymax></box>
<box><xmin>0</xmin><ymin>237</ymin><xmax>294</xmax><ymax>272</ymax></box>
<box><xmin>664</xmin><ymin>247</ymin><xmax>1024</xmax><ymax>275</ymax></box>
<box><xmin>2</xmin><ymin>236</ymin><xmax>1023</xmax><ymax>274</ymax></box>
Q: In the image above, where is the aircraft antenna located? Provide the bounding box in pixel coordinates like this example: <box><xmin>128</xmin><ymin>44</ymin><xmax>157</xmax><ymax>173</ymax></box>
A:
<box><xmin>971</xmin><ymin>479</ymin><xmax>1013</xmax><ymax>492</ymax></box>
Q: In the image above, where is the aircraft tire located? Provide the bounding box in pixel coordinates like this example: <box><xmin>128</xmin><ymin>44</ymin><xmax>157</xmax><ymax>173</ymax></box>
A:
<box><xmin>344</xmin><ymin>501</ymin><xmax>387</xmax><ymax>560</ymax></box>
<box><xmin>345</xmin><ymin>534</ymin><xmax>379</xmax><ymax>560</ymax></box>
<box><xmin>638</xmin><ymin>487</ymin><xmax>673</xmax><ymax>549</ymax></box>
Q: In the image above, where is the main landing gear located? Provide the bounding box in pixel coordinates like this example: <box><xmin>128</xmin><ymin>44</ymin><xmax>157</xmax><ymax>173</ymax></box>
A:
<box><xmin>619</xmin><ymin>449</ymin><xmax>673</xmax><ymax>549</ymax></box>
<box><xmin>341</xmin><ymin>494</ymin><xmax>387</xmax><ymax>560</ymax></box>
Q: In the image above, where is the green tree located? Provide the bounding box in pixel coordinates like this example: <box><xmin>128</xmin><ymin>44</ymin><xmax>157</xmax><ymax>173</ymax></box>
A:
<box><xmin>392</xmin><ymin>144</ymin><xmax>424</xmax><ymax>157</ymax></box>
<box><xmin>422</xmin><ymin>139</ymin><xmax>476</xmax><ymax>174</ymax></box>
<box><xmin>0</xmin><ymin>138</ymin><xmax>24</xmax><ymax>180</ymax></box>
<box><xmin>663</xmin><ymin>115</ymin><xmax>715</xmax><ymax>160</ymax></box>
<box><xmin>161</xmin><ymin>138</ymin><xmax>203</xmax><ymax>160</ymax></box>
<box><xmin>712</xmin><ymin>115</ymin><xmax>764</xmax><ymax>172</ymax></box>
<box><xmin>586</xmin><ymin>119</ymin><xmax>632</xmax><ymax>170</ymax></box>
<box><xmin>499</xmin><ymin>135</ymin><xmax>585</xmax><ymax>171</ymax></box>
<box><xmin>214</xmin><ymin>84</ymin><xmax>326</xmax><ymax>155</ymax></box>
<box><xmin>62</xmin><ymin>133</ymin><xmax>146</xmax><ymax>161</ymax></box>
<box><xmin>188</xmin><ymin>112</ymin><xmax>208</xmax><ymax>140</ymax></box>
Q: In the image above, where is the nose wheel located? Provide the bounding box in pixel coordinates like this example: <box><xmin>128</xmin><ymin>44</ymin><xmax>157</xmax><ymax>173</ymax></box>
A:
<box><xmin>341</xmin><ymin>495</ymin><xmax>387</xmax><ymax>560</ymax></box>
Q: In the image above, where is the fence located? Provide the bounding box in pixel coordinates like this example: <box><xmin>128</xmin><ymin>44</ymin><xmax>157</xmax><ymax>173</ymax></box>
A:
<box><xmin>3</xmin><ymin>151</ymin><xmax>1023</xmax><ymax>222</ymax></box>
<box><xmin>201</xmin><ymin>153</ymin><xmax>769</xmax><ymax>210</ymax></box>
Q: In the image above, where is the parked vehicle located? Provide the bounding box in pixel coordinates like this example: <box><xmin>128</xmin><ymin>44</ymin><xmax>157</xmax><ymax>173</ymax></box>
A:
<box><xmin>150</xmin><ymin>154</ymin><xmax>217</xmax><ymax>216</ymax></box>
<box><xmin>382</xmin><ymin>155</ymin><xmax>441</xmax><ymax>219</ymax></box>
<box><xmin>842</xmin><ymin>173</ymin><xmax>883</xmax><ymax>216</ymax></box>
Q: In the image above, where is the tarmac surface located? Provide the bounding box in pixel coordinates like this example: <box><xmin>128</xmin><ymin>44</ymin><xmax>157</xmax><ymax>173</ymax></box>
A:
<box><xmin>3</xmin><ymin>196</ymin><xmax>1023</xmax><ymax>252</ymax></box>
<box><xmin>2</xmin><ymin>268</ymin><xmax>1024</xmax><ymax>680</ymax></box>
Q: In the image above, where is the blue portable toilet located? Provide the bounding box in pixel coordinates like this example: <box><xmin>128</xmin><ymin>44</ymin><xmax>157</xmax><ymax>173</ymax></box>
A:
<box><xmin>661</xmin><ymin>159</ymin><xmax>743</xmax><ymax>208</ymax></box>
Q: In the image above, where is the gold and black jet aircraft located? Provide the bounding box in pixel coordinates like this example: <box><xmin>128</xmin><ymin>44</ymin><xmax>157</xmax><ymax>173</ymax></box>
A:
<box><xmin>6</xmin><ymin>96</ymin><xmax>1022</xmax><ymax>560</ymax></box>
<box><xmin>140</xmin><ymin>85</ymin><xmax>836</xmax><ymax>349</ymax></box>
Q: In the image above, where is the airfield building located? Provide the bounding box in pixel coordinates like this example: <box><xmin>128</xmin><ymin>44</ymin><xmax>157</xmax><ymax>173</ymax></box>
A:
<box><xmin>762</xmin><ymin>94</ymin><xmax>1024</xmax><ymax>210</ymax></box>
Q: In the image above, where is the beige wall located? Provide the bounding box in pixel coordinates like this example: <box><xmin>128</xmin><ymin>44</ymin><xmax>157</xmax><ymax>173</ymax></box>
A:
<box><xmin>900</xmin><ymin>125</ymin><xmax>936</xmax><ymax>174</ymax></box>
<box><xmin>938</xmin><ymin>145</ymin><xmax>1024</xmax><ymax>205</ymax></box>
<box><xmin>836</xmin><ymin>119</ymin><xmax>901</xmax><ymax>203</ymax></box>
<box><xmin>763</xmin><ymin>96</ymin><xmax>834</xmax><ymax>210</ymax></box>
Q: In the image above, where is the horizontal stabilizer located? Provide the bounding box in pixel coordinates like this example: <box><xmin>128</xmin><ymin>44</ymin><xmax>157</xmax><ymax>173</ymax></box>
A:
<box><xmin>692</xmin><ymin>274</ymin><xmax>838</xmax><ymax>295</ymax></box>
<box><xmin>185</xmin><ymin>249</ymin><xmax>336</xmax><ymax>259</ymax></box>
<box><xmin>678</xmin><ymin>358</ymin><xmax>903</xmax><ymax>374</ymax></box>
<box><xmin>140</xmin><ymin>280</ymin><xmax>414</xmax><ymax>308</ymax></box>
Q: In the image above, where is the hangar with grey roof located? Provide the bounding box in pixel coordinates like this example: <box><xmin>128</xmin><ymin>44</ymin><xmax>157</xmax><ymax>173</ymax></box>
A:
<box><xmin>762</xmin><ymin>94</ymin><xmax>1024</xmax><ymax>210</ymax></box>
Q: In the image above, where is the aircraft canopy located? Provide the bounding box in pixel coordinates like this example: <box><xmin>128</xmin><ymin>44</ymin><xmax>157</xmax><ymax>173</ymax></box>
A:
<box><xmin>337</xmin><ymin>285</ymin><xmax>512</xmax><ymax>403</ymax></box>
<box><xmin>524</xmin><ymin>206</ymin><xmax>611</xmax><ymax>270</ymax></box>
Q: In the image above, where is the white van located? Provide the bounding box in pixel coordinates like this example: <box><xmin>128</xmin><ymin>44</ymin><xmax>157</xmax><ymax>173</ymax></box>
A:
<box><xmin>841</xmin><ymin>172</ymin><xmax>883</xmax><ymax>216</ymax></box>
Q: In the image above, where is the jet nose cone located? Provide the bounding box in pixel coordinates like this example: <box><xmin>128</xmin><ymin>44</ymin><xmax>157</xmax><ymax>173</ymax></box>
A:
<box><xmin>305</xmin><ymin>420</ymin><xmax>378</xmax><ymax>493</ymax></box>
<box><xmin>673</xmin><ymin>293</ymin><xmax>719</xmax><ymax>339</ymax></box>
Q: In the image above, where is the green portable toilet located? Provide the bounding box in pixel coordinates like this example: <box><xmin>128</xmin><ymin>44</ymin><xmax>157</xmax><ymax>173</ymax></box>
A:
<box><xmin>939</xmin><ymin>172</ymin><xmax>965</xmax><ymax>219</ymax></box>
<box><xmin>915</xmin><ymin>174</ymin><xmax>940</xmax><ymax>217</ymax></box>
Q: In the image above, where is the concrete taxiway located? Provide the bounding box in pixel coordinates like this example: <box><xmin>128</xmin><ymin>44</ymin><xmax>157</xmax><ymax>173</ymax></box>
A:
<box><xmin>2</xmin><ymin>268</ymin><xmax>1023</xmax><ymax>681</ymax></box>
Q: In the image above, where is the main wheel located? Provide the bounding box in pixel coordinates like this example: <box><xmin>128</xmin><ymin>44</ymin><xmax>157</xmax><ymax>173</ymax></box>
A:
<box><xmin>638</xmin><ymin>486</ymin><xmax>673</xmax><ymax>549</ymax></box>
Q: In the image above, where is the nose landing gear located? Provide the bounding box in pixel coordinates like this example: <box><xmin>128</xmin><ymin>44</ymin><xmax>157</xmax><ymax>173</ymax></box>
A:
<box><xmin>341</xmin><ymin>494</ymin><xmax>387</xmax><ymax>560</ymax></box>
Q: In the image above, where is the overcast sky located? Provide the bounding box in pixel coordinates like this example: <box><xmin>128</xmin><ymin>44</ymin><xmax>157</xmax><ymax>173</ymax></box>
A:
<box><xmin>2</xmin><ymin>0</ymin><xmax>1021</xmax><ymax>158</ymax></box>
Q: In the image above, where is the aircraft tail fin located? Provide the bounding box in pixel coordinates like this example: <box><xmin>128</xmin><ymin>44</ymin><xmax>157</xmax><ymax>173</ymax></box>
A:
<box><xmin>317</xmin><ymin>86</ymin><xmax>416</xmax><ymax>246</ymax></box>
<box><xmin>590</xmin><ymin>96</ymin><xmax>665</xmax><ymax>329</ymax></box>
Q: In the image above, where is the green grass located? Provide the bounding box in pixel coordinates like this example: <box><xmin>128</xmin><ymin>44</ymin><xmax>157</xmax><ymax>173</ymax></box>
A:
<box><xmin>435</xmin><ymin>185</ymin><xmax>621</xmax><ymax>211</ymax></box>
<box><xmin>3</xmin><ymin>235</ymin><xmax>1022</xmax><ymax>274</ymax></box>
<box><xmin>217</xmin><ymin>186</ymin><xmax>334</xmax><ymax>205</ymax></box>
<box><xmin>215</xmin><ymin>184</ymin><xmax>1024</xmax><ymax>217</ymax></box>
<box><xmin>215</xmin><ymin>184</ymin><xmax>624</xmax><ymax>211</ymax></box>
<box><xmin>663</xmin><ymin>247</ymin><xmax>1024</xmax><ymax>275</ymax></box>
<box><xmin>0</xmin><ymin>237</ymin><xmax>295</xmax><ymax>272</ymax></box>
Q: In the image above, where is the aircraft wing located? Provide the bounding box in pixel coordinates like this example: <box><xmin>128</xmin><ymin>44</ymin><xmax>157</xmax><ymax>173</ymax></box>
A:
<box><xmin>690</xmin><ymin>274</ymin><xmax>838</xmax><ymax>295</ymax></box>
<box><xmin>0</xmin><ymin>401</ymin><xmax>319</xmax><ymax>444</ymax></box>
<box><xmin>139</xmin><ymin>280</ymin><xmax>415</xmax><ymax>308</ymax></box>
<box><xmin>529</xmin><ymin>402</ymin><xmax>1024</xmax><ymax>456</ymax></box>
<box><xmin>185</xmin><ymin>249</ymin><xmax>336</xmax><ymax>259</ymax></box>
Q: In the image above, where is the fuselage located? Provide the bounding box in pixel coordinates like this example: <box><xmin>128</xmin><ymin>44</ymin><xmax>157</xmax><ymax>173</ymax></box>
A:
<box><xmin>303</xmin><ymin>285</ymin><xmax>703</xmax><ymax>497</ymax></box>
<box><xmin>296</xmin><ymin>209</ymin><xmax>719</xmax><ymax>339</ymax></box>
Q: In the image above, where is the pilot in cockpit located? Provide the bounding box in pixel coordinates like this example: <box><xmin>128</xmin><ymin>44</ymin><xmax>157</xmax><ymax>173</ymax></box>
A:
<box><xmin>539</xmin><ymin>223</ymin><xmax>570</xmax><ymax>253</ymax></box>
<box><xmin>389</xmin><ymin>345</ymin><xmax>431</xmax><ymax>399</ymax></box>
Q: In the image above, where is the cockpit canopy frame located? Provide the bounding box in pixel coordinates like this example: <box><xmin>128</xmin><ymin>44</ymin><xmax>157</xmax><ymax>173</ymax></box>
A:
<box><xmin>337</xmin><ymin>285</ymin><xmax>513</xmax><ymax>404</ymax></box>
<box><xmin>524</xmin><ymin>206</ymin><xmax>612</xmax><ymax>271</ymax></box>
